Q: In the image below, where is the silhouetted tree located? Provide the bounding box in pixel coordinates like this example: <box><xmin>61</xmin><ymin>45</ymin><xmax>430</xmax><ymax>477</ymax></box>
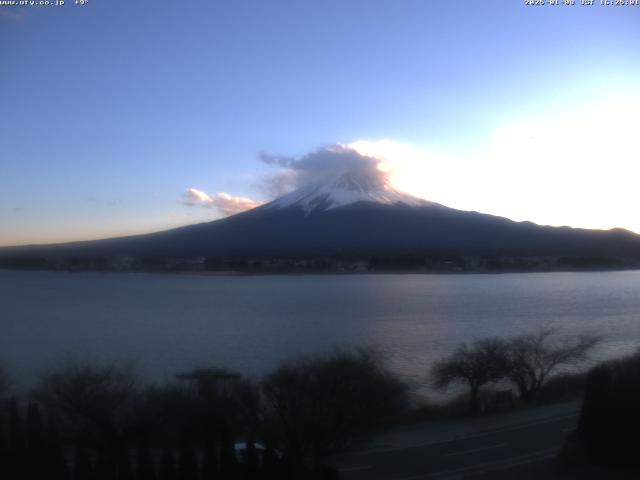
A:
<box><xmin>505</xmin><ymin>328</ymin><xmax>600</xmax><ymax>403</ymax></box>
<box><xmin>178</xmin><ymin>442</ymin><xmax>198</xmax><ymax>480</ymax></box>
<box><xmin>432</xmin><ymin>339</ymin><xmax>509</xmax><ymax>414</ymax></box>
<box><xmin>231</xmin><ymin>379</ymin><xmax>264</xmax><ymax>441</ymax></box>
<box><xmin>202</xmin><ymin>437</ymin><xmax>218</xmax><ymax>480</ymax></box>
<box><xmin>135</xmin><ymin>379</ymin><xmax>235</xmax><ymax>449</ymax></box>
<box><xmin>95</xmin><ymin>448</ymin><xmax>116</xmax><ymax>480</ymax></box>
<box><xmin>34</xmin><ymin>362</ymin><xmax>138</xmax><ymax>431</ymax></box>
<box><xmin>0</xmin><ymin>417</ymin><xmax>7</xmax><ymax>478</ymax></box>
<box><xmin>117</xmin><ymin>448</ymin><xmax>134</xmax><ymax>480</ymax></box>
<box><xmin>25</xmin><ymin>403</ymin><xmax>47</xmax><ymax>480</ymax></box>
<box><xmin>26</xmin><ymin>403</ymin><xmax>44</xmax><ymax>445</ymax></box>
<box><xmin>44</xmin><ymin>413</ymin><xmax>68</xmax><ymax>480</ymax></box>
<box><xmin>577</xmin><ymin>351</ymin><xmax>640</xmax><ymax>466</ymax></box>
<box><xmin>136</xmin><ymin>442</ymin><xmax>157</xmax><ymax>480</ymax></box>
<box><xmin>219</xmin><ymin>423</ymin><xmax>239</xmax><ymax>479</ymax></box>
<box><xmin>242</xmin><ymin>438</ymin><xmax>259</xmax><ymax>480</ymax></box>
<box><xmin>7</xmin><ymin>398</ymin><xmax>26</xmax><ymax>478</ymax></box>
<box><xmin>8</xmin><ymin>398</ymin><xmax>25</xmax><ymax>449</ymax></box>
<box><xmin>158</xmin><ymin>447</ymin><xmax>177</xmax><ymax>480</ymax></box>
<box><xmin>0</xmin><ymin>365</ymin><xmax>10</xmax><ymax>399</ymax></box>
<box><xmin>34</xmin><ymin>361</ymin><xmax>138</xmax><ymax>476</ymax></box>
<box><xmin>263</xmin><ymin>348</ymin><xmax>408</xmax><ymax>473</ymax></box>
<box><xmin>260</xmin><ymin>443</ymin><xmax>280</xmax><ymax>480</ymax></box>
<box><xmin>74</xmin><ymin>446</ymin><xmax>94</xmax><ymax>480</ymax></box>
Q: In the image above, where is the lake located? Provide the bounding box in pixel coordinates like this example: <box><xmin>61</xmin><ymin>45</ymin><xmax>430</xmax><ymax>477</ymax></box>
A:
<box><xmin>1</xmin><ymin>269</ymin><xmax>640</xmax><ymax>393</ymax></box>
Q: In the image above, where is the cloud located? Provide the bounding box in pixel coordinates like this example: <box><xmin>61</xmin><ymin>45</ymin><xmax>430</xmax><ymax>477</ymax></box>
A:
<box><xmin>259</xmin><ymin>144</ymin><xmax>390</xmax><ymax>197</ymax></box>
<box><xmin>181</xmin><ymin>145</ymin><xmax>389</xmax><ymax>218</ymax></box>
<box><xmin>344</xmin><ymin>96</ymin><xmax>640</xmax><ymax>233</ymax></box>
<box><xmin>212</xmin><ymin>192</ymin><xmax>263</xmax><ymax>216</ymax></box>
<box><xmin>183</xmin><ymin>188</ymin><xmax>214</xmax><ymax>206</ymax></box>
<box><xmin>182</xmin><ymin>188</ymin><xmax>262</xmax><ymax>216</ymax></box>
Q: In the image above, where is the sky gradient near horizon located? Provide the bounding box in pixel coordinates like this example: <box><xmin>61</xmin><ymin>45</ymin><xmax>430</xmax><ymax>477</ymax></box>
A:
<box><xmin>1</xmin><ymin>1</ymin><xmax>639</xmax><ymax>246</ymax></box>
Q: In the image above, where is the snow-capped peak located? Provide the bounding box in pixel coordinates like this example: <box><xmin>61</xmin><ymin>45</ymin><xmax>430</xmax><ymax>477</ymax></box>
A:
<box><xmin>265</xmin><ymin>171</ymin><xmax>438</xmax><ymax>214</ymax></box>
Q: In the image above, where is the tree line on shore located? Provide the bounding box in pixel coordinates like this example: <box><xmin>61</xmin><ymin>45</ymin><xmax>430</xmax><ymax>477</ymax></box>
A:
<box><xmin>1</xmin><ymin>252</ymin><xmax>631</xmax><ymax>274</ymax></box>
<box><xmin>0</xmin><ymin>329</ymin><xmax>605</xmax><ymax>479</ymax></box>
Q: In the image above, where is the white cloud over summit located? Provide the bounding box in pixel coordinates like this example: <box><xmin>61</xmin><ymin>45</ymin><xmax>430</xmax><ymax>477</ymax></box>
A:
<box><xmin>259</xmin><ymin>144</ymin><xmax>390</xmax><ymax>198</ymax></box>
<box><xmin>182</xmin><ymin>145</ymin><xmax>393</xmax><ymax>218</ymax></box>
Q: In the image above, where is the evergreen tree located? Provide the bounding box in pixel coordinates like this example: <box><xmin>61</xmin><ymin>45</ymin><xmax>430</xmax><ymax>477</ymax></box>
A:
<box><xmin>0</xmin><ymin>415</ymin><xmax>9</xmax><ymax>479</ymax></box>
<box><xmin>275</xmin><ymin>452</ymin><xmax>294</xmax><ymax>480</ymax></box>
<box><xmin>94</xmin><ymin>447</ymin><xmax>115</xmax><ymax>480</ymax></box>
<box><xmin>26</xmin><ymin>403</ymin><xmax>44</xmax><ymax>449</ymax></box>
<box><xmin>242</xmin><ymin>439</ymin><xmax>259</xmax><ymax>480</ymax></box>
<box><xmin>26</xmin><ymin>403</ymin><xmax>46</xmax><ymax>480</ymax></box>
<box><xmin>0</xmin><ymin>412</ymin><xmax>6</xmax><ymax>450</ymax></box>
<box><xmin>116</xmin><ymin>447</ymin><xmax>134</xmax><ymax>480</ymax></box>
<box><xmin>136</xmin><ymin>442</ymin><xmax>156</xmax><ymax>480</ymax></box>
<box><xmin>202</xmin><ymin>437</ymin><xmax>218</xmax><ymax>480</ymax></box>
<box><xmin>218</xmin><ymin>424</ymin><xmax>238</xmax><ymax>479</ymax></box>
<box><xmin>8</xmin><ymin>398</ymin><xmax>25</xmax><ymax>449</ymax></box>
<box><xmin>158</xmin><ymin>447</ymin><xmax>177</xmax><ymax>480</ymax></box>
<box><xmin>45</xmin><ymin>413</ymin><xmax>69</xmax><ymax>480</ymax></box>
<box><xmin>178</xmin><ymin>442</ymin><xmax>198</xmax><ymax>480</ymax></box>
<box><xmin>7</xmin><ymin>398</ymin><xmax>26</xmax><ymax>479</ymax></box>
<box><xmin>260</xmin><ymin>444</ymin><xmax>279</xmax><ymax>480</ymax></box>
<box><xmin>74</xmin><ymin>447</ymin><xmax>94</xmax><ymax>480</ymax></box>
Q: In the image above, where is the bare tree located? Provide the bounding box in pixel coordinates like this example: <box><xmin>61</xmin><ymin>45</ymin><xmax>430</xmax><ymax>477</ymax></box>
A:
<box><xmin>505</xmin><ymin>328</ymin><xmax>601</xmax><ymax>403</ymax></box>
<box><xmin>32</xmin><ymin>360</ymin><xmax>139</xmax><ymax>473</ymax></box>
<box><xmin>263</xmin><ymin>348</ymin><xmax>408</xmax><ymax>473</ymax></box>
<box><xmin>33</xmin><ymin>362</ymin><xmax>138</xmax><ymax>428</ymax></box>
<box><xmin>432</xmin><ymin>339</ymin><xmax>509</xmax><ymax>414</ymax></box>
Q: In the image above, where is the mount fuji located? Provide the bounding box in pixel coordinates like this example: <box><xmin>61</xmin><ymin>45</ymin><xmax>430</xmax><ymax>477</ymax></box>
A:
<box><xmin>2</xmin><ymin>171</ymin><xmax>640</xmax><ymax>271</ymax></box>
<box><xmin>265</xmin><ymin>170</ymin><xmax>435</xmax><ymax>213</ymax></box>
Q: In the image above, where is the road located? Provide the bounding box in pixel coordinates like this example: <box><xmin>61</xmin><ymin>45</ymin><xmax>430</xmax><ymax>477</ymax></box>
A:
<box><xmin>332</xmin><ymin>402</ymin><xmax>581</xmax><ymax>480</ymax></box>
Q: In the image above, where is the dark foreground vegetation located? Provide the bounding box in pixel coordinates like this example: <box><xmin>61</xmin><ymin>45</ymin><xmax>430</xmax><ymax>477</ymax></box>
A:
<box><xmin>0</xmin><ymin>350</ymin><xmax>407</xmax><ymax>480</ymax></box>
<box><xmin>0</xmin><ymin>329</ymin><xmax>609</xmax><ymax>479</ymax></box>
<box><xmin>560</xmin><ymin>349</ymin><xmax>640</xmax><ymax>474</ymax></box>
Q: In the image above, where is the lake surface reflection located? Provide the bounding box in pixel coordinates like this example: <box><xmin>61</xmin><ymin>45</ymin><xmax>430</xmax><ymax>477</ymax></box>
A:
<box><xmin>2</xmin><ymin>270</ymin><xmax>640</xmax><ymax>392</ymax></box>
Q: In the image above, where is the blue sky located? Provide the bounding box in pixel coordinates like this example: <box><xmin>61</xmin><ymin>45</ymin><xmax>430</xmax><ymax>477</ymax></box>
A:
<box><xmin>1</xmin><ymin>1</ymin><xmax>639</xmax><ymax>245</ymax></box>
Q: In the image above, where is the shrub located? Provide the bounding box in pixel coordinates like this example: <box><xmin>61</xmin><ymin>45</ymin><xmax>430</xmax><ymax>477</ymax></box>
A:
<box><xmin>577</xmin><ymin>352</ymin><xmax>640</xmax><ymax>466</ymax></box>
<box><xmin>432</xmin><ymin>339</ymin><xmax>509</xmax><ymax>414</ymax></box>
<box><xmin>263</xmin><ymin>348</ymin><xmax>408</xmax><ymax>472</ymax></box>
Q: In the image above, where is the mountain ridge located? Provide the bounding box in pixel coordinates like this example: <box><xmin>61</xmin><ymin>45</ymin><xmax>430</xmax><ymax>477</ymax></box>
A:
<box><xmin>2</xmin><ymin>175</ymin><xmax>640</xmax><ymax>272</ymax></box>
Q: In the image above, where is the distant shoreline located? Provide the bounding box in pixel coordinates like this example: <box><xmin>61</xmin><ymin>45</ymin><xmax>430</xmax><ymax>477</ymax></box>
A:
<box><xmin>2</xmin><ymin>264</ymin><xmax>640</xmax><ymax>276</ymax></box>
<box><xmin>3</xmin><ymin>249</ymin><xmax>640</xmax><ymax>276</ymax></box>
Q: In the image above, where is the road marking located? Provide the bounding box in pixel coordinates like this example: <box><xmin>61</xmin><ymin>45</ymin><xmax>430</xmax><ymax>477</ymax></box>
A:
<box><xmin>352</xmin><ymin>412</ymin><xmax>578</xmax><ymax>456</ymax></box>
<box><xmin>443</xmin><ymin>442</ymin><xmax>507</xmax><ymax>457</ymax></box>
